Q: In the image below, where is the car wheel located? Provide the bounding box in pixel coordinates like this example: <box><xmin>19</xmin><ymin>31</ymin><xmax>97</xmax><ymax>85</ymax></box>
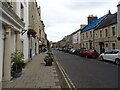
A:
<box><xmin>115</xmin><ymin>59</ymin><xmax>120</xmax><ymax>65</ymax></box>
<box><xmin>99</xmin><ymin>56</ymin><xmax>104</xmax><ymax>61</ymax></box>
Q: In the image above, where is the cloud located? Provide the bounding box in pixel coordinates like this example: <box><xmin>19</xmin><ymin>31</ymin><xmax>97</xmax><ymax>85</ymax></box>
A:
<box><xmin>37</xmin><ymin>0</ymin><xmax>118</xmax><ymax>42</ymax></box>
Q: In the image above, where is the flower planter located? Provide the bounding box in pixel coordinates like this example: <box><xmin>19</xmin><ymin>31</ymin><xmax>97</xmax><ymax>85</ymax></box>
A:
<box><xmin>44</xmin><ymin>56</ymin><xmax>53</xmax><ymax>66</ymax></box>
<box><xmin>12</xmin><ymin>72</ymin><xmax>22</xmax><ymax>78</ymax></box>
<box><xmin>45</xmin><ymin>60</ymin><xmax>53</xmax><ymax>66</ymax></box>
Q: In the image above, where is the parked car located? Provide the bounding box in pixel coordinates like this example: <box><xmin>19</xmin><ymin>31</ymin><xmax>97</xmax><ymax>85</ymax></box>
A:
<box><xmin>74</xmin><ymin>48</ymin><xmax>86</xmax><ymax>55</ymax></box>
<box><xmin>79</xmin><ymin>49</ymin><xmax>88</xmax><ymax>56</ymax></box>
<box><xmin>84</xmin><ymin>49</ymin><xmax>100</xmax><ymax>58</ymax></box>
<box><xmin>99</xmin><ymin>49</ymin><xmax>120</xmax><ymax>65</ymax></box>
<box><xmin>69</xmin><ymin>48</ymin><xmax>76</xmax><ymax>54</ymax></box>
<box><xmin>64</xmin><ymin>48</ymin><xmax>71</xmax><ymax>53</ymax></box>
<box><xmin>74</xmin><ymin>48</ymin><xmax>80</xmax><ymax>55</ymax></box>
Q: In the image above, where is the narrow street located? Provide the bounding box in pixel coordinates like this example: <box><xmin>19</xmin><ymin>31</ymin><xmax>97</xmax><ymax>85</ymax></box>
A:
<box><xmin>53</xmin><ymin>50</ymin><xmax>118</xmax><ymax>88</ymax></box>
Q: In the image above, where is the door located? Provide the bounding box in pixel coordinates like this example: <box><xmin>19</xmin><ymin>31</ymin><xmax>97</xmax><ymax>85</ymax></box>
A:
<box><xmin>103</xmin><ymin>50</ymin><xmax>112</xmax><ymax>61</ymax></box>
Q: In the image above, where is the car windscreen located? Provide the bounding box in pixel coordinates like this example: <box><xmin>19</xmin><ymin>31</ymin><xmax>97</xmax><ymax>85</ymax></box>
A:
<box><xmin>112</xmin><ymin>50</ymin><xmax>119</xmax><ymax>54</ymax></box>
<box><xmin>88</xmin><ymin>50</ymin><xmax>96</xmax><ymax>52</ymax></box>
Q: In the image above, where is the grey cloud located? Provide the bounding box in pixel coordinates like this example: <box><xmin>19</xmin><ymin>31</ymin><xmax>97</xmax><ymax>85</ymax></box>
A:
<box><xmin>64</xmin><ymin>2</ymin><xmax>113</xmax><ymax>10</ymax></box>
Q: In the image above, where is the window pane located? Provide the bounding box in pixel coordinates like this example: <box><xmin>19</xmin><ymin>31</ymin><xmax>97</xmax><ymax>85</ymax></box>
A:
<box><xmin>112</xmin><ymin>27</ymin><xmax>115</xmax><ymax>36</ymax></box>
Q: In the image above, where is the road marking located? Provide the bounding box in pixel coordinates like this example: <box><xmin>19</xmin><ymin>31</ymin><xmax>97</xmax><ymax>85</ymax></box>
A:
<box><xmin>56</xmin><ymin>60</ymin><xmax>77</xmax><ymax>90</ymax></box>
<box><xmin>56</xmin><ymin>61</ymin><xmax>72</xmax><ymax>90</ymax></box>
<box><xmin>61</xmin><ymin>66</ymin><xmax>77</xmax><ymax>90</ymax></box>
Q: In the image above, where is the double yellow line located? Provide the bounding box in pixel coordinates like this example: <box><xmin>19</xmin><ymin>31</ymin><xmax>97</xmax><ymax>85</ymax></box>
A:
<box><xmin>55</xmin><ymin>60</ymin><xmax>77</xmax><ymax>90</ymax></box>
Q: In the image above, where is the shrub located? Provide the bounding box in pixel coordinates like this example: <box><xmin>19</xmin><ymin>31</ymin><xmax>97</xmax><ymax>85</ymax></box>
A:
<box><xmin>11</xmin><ymin>51</ymin><xmax>25</xmax><ymax>73</ymax></box>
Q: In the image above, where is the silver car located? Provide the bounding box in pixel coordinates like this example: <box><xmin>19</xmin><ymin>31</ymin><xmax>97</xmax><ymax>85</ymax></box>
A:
<box><xmin>99</xmin><ymin>49</ymin><xmax>120</xmax><ymax>65</ymax></box>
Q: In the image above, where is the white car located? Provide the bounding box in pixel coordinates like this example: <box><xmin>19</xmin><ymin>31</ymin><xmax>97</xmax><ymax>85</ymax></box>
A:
<box><xmin>69</xmin><ymin>48</ymin><xmax>76</xmax><ymax>54</ymax></box>
<box><xmin>99</xmin><ymin>49</ymin><xmax>120</xmax><ymax>65</ymax></box>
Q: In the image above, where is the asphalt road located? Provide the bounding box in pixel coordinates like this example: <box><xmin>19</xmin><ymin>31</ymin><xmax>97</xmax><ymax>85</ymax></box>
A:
<box><xmin>53</xmin><ymin>50</ymin><xmax>119</xmax><ymax>89</ymax></box>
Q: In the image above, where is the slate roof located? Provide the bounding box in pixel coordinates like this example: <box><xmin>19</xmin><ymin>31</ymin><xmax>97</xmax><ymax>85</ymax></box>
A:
<box><xmin>94</xmin><ymin>12</ymin><xmax>117</xmax><ymax>30</ymax></box>
<box><xmin>81</xmin><ymin>14</ymin><xmax>107</xmax><ymax>33</ymax></box>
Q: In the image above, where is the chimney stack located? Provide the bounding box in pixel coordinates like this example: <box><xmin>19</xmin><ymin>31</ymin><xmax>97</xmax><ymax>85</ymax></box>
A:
<box><xmin>87</xmin><ymin>15</ymin><xmax>97</xmax><ymax>25</ymax></box>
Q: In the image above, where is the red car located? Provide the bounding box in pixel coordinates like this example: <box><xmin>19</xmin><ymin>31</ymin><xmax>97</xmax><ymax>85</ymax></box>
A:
<box><xmin>79</xmin><ymin>49</ymin><xmax>88</xmax><ymax>56</ymax></box>
<box><xmin>84</xmin><ymin>49</ymin><xmax>100</xmax><ymax>58</ymax></box>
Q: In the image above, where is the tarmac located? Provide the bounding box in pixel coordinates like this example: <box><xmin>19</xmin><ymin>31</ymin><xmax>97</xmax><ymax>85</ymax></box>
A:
<box><xmin>2</xmin><ymin>52</ymin><xmax>61</xmax><ymax>89</ymax></box>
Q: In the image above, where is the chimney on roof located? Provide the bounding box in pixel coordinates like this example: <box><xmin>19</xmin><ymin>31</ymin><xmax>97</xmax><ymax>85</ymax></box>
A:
<box><xmin>87</xmin><ymin>15</ymin><xmax>97</xmax><ymax>25</ymax></box>
<box><xmin>108</xmin><ymin>10</ymin><xmax>111</xmax><ymax>14</ymax></box>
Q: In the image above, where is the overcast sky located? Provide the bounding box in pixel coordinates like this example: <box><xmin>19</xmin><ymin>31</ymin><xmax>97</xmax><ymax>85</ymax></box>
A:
<box><xmin>36</xmin><ymin>0</ymin><xmax>119</xmax><ymax>42</ymax></box>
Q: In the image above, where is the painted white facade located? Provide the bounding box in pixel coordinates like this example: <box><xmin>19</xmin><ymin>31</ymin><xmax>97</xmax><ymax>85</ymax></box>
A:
<box><xmin>73</xmin><ymin>33</ymin><xmax>78</xmax><ymax>44</ymax></box>
<box><xmin>20</xmin><ymin>1</ymin><xmax>29</xmax><ymax>61</ymax></box>
<box><xmin>0</xmin><ymin>25</ymin><xmax>4</xmax><ymax>82</ymax></box>
<box><xmin>0</xmin><ymin>1</ymin><xmax>3</xmax><ymax>82</ymax></box>
<box><xmin>72</xmin><ymin>30</ymin><xmax>81</xmax><ymax>44</ymax></box>
<box><xmin>12</xmin><ymin>1</ymin><xmax>29</xmax><ymax>61</ymax></box>
<box><xmin>0</xmin><ymin>2</ymin><xmax>25</xmax><ymax>81</ymax></box>
<box><xmin>117</xmin><ymin>1</ymin><xmax>120</xmax><ymax>49</ymax></box>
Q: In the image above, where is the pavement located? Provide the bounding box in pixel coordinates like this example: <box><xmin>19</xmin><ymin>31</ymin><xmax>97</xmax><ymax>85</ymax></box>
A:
<box><xmin>2</xmin><ymin>52</ymin><xmax>61</xmax><ymax>89</ymax></box>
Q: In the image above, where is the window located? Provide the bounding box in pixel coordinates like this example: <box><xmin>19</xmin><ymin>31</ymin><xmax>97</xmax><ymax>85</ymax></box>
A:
<box><xmin>100</xmin><ymin>31</ymin><xmax>102</xmax><ymax>38</ymax></box>
<box><xmin>112</xmin><ymin>27</ymin><xmax>115</xmax><ymax>36</ymax></box>
<box><xmin>112</xmin><ymin>50</ymin><xmax>119</xmax><ymax>54</ymax></box>
<box><xmin>105</xmin><ymin>44</ymin><xmax>108</xmax><ymax>48</ymax></box>
<box><xmin>105</xmin><ymin>29</ymin><xmax>108</xmax><ymax>37</ymax></box>
<box><xmin>88</xmin><ymin>50</ymin><xmax>96</xmax><ymax>52</ymax></box>
<box><xmin>86</xmin><ymin>43</ymin><xmax>88</xmax><ymax>49</ymax></box>
<box><xmin>112</xmin><ymin>43</ymin><xmax>115</xmax><ymax>49</ymax></box>
<box><xmin>104</xmin><ymin>50</ymin><xmax>112</xmax><ymax>54</ymax></box>
<box><xmin>96</xmin><ymin>32</ymin><xmax>97</xmax><ymax>37</ymax></box>
<box><xmin>90</xmin><ymin>31</ymin><xmax>92</xmax><ymax>37</ymax></box>
<box><xmin>20</xmin><ymin>3</ymin><xmax>24</xmax><ymax>21</ymax></box>
<box><xmin>83</xmin><ymin>34</ymin><xmax>84</xmax><ymax>39</ymax></box>
<box><xmin>86</xmin><ymin>32</ymin><xmax>88</xmax><ymax>38</ymax></box>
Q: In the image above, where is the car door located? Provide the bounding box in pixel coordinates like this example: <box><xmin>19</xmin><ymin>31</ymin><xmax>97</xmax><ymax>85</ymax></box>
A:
<box><xmin>103</xmin><ymin>50</ymin><xmax>112</xmax><ymax>61</ymax></box>
<box><xmin>109</xmin><ymin>50</ymin><xmax>119</xmax><ymax>62</ymax></box>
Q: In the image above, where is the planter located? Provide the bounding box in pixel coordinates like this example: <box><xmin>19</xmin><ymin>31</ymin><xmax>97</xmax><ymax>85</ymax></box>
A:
<box><xmin>12</xmin><ymin>72</ymin><xmax>22</xmax><ymax>78</ymax></box>
<box><xmin>44</xmin><ymin>56</ymin><xmax>53</xmax><ymax>66</ymax></box>
<box><xmin>45</xmin><ymin>60</ymin><xmax>53</xmax><ymax>66</ymax></box>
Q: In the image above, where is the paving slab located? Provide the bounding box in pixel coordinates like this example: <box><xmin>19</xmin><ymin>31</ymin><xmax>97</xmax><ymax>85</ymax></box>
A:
<box><xmin>2</xmin><ymin>53</ymin><xmax>61</xmax><ymax>89</ymax></box>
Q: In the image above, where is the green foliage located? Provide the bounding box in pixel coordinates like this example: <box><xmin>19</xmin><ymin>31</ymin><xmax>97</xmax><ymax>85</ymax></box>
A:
<box><xmin>44</xmin><ymin>56</ymin><xmax>53</xmax><ymax>62</ymax></box>
<box><xmin>47</xmin><ymin>51</ymin><xmax>53</xmax><ymax>56</ymax></box>
<box><xmin>11</xmin><ymin>51</ymin><xmax>25</xmax><ymax>73</ymax></box>
<box><xmin>44</xmin><ymin>56</ymin><xmax>53</xmax><ymax>66</ymax></box>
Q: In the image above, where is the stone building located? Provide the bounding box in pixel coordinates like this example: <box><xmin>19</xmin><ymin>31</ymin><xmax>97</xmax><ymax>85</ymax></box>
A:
<box><xmin>117</xmin><ymin>1</ymin><xmax>120</xmax><ymax>49</ymax></box>
<box><xmin>81</xmin><ymin>15</ymin><xmax>106</xmax><ymax>49</ymax></box>
<box><xmin>0</xmin><ymin>0</ymin><xmax>47</xmax><ymax>81</ymax></box>
<box><xmin>94</xmin><ymin>11</ymin><xmax>117</xmax><ymax>53</ymax></box>
<box><xmin>0</xmin><ymin>1</ymin><xmax>25</xmax><ymax>81</ymax></box>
